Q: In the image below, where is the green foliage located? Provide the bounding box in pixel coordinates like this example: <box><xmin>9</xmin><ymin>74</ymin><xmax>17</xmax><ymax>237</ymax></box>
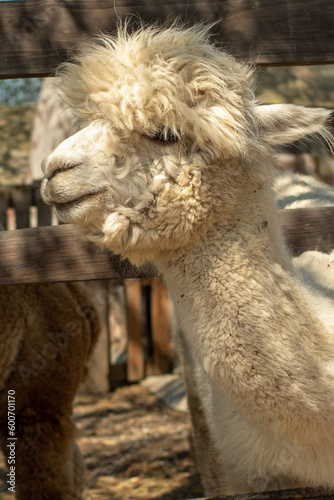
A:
<box><xmin>0</xmin><ymin>78</ymin><xmax>42</xmax><ymax>105</ymax></box>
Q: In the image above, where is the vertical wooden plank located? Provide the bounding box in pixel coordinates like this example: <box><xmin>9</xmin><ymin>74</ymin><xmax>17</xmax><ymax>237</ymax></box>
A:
<box><xmin>109</xmin><ymin>364</ymin><xmax>127</xmax><ymax>385</ymax></box>
<box><xmin>29</xmin><ymin>206</ymin><xmax>38</xmax><ymax>228</ymax></box>
<box><xmin>109</xmin><ymin>282</ymin><xmax>127</xmax><ymax>364</ymax></box>
<box><xmin>141</xmin><ymin>282</ymin><xmax>154</xmax><ymax>361</ymax></box>
<box><xmin>125</xmin><ymin>279</ymin><xmax>145</xmax><ymax>382</ymax></box>
<box><xmin>34</xmin><ymin>186</ymin><xmax>53</xmax><ymax>226</ymax></box>
<box><xmin>108</xmin><ymin>281</ymin><xmax>130</xmax><ymax>387</ymax></box>
<box><xmin>150</xmin><ymin>277</ymin><xmax>172</xmax><ymax>375</ymax></box>
<box><xmin>6</xmin><ymin>208</ymin><xmax>16</xmax><ymax>231</ymax></box>
<box><xmin>11</xmin><ymin>186</ymin><xmax>32</xmax><ymax>229</ymax></box>
<box><xmin>79</xmin><ymin>280</ymin><xmax>110</xmax><ymax>394</ymax></box>
<box><xmin>36</xmin><ymin>197</ymin><xmax>53</xmax><ymax>226</ymax></box>
<box><xmin>0</xmin><ymin>188</ymin><xmax>10</xmax><ymax>230</ymax></box>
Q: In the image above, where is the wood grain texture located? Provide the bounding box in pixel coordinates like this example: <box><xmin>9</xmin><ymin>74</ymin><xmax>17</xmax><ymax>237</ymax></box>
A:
<box><xmin>150</xmin><ymin>277</ymin><xmax>172</xmax><ymax>374</ymax></box>
<box><xmin>11</xmin><ymin>186</ymin><xmax>31</xmax><ymax>229</ymax></box>
<box><xmin>0</xmin><ymin>224</ymin><xmax>153</xmax><ymax>284</ymax></box>
<box><xmin>1</xmin><ymin>0</ymin><xmax>334</xmax><ymax>79</ymax></box>
<box><xmin>0</xmin><ymin>190</ymin><xmax>9</xmax><ymax>230</ymax></box>
<box><xmin>0</xmin><ymin>207</ymin><xmax>333</xmax><ymax>285</ymax></box>
<box><xmin>125</xmin><ymin>279</ymin><xmax>145</xmax><ymax>382</ymax></box>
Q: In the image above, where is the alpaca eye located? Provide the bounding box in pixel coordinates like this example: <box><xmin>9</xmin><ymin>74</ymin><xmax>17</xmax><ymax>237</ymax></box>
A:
<box><xmin>152</xmin><ymin>127</ymin><xmax>179</xmax><ymax>145</ymax></box>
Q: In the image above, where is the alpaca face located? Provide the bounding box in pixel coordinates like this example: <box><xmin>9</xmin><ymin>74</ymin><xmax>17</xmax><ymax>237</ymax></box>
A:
<box><xmin>41</xmin><ymin>25</ymin><xmax>332</xmax><ymax>263</ymax></box>
<box><xmin>41</xmin><ymin>26</ymin><xmax>256</xmax><ymax>262</ymax></box>
<box><xmin>41</xmin><ymin>113</ymin><xmax>218</xmax><ymax>262</ymax></box>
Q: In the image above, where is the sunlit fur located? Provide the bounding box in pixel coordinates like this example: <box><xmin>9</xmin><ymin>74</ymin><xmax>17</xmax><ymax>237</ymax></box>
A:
<box><xmin>42</xmin><ymin>23</ymin><xmax>334</xmax><ymax>495</ymax></box>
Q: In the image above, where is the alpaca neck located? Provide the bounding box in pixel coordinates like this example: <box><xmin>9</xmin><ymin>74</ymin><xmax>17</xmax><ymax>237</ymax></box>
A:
<box><xmin>156</xmin><ymin>216</ymin><xmax>290</xmax><ymax>305</ymax></box>
<box><xmin>152</xmin><ymin>185</ymin><xmax>334</xmax><ymax>449</ymax></box>
<box><xmin>229</xmin><ymin>179</ymin><xmax>292</xmax><ymax>270</ymax></box>
<box><xmin>155</xmin><ymin>178</ymin><xmax>292</xmax><ymax>286</ymax></box>
<box><xmin>153</xmin><ymin>179</ymin><xmax>296</xmax><ymax>356</ymax></box>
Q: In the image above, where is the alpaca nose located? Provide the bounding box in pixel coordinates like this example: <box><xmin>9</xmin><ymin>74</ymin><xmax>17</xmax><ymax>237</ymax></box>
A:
<box><xmin>42</xmin><ymin>153</ymin><xmax>84</xmax><ymax>182</ymax></box>
<box><xmin>41</xmin><ymin>122</ymin><xmax>104</xmax><ymax>180</ymax></box>
<box><xmin>41</xmin><ymin>153</ymin><xmax>63</xmax><ymax>180</ymax></box>
<box><xmin>40</xmin><ymin>152</ymin><xmax>85</xmax><ymax>206</ymax></box>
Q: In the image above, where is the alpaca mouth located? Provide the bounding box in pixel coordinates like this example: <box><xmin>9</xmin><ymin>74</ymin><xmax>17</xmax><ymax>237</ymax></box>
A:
<box><xmin>45</xmin><ymin>162</ymin><xmax>83</xmax><ymax>181</ymax></box>
<box><xmin>54</xmin><ymin>188</ymin><xmax>107</xmax><ymax>221</ymax></box>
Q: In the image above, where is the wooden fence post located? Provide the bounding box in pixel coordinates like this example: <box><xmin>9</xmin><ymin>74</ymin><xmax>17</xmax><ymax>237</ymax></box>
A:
<box><xmin>150</xmin><ymin>277</ymin><xmax>172</xmax><ymax>375</ymax></box>
<box><xmin>11</xmin><ymin>186</ymin><xmax>32</xmax><ymax>229</ymax></box>
<box><xmin>125</xmin><ymin>279</ymin><xmax>145</xmax><ymax>382</ymax></box>
<box><xmin>34</xmin><ymin>183</ymin><xmax>53</xmax><ymax>227</ymax></box>
<box><xmin>0</xmin><ymin>188</ymin><xmax>10</xmax><ymax>230</ymax></box>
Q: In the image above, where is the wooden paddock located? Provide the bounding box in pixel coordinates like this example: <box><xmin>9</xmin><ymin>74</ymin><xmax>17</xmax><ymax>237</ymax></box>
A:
<box><xmin>1</xmin><ymin>206</ymin><xmax>334</xmax><ymax>284</ymax></box>
<box><xmin>1</xmin><ymin>1</ymin><xmax>334</xmax><ymax>498</ymax></box>
<box><xmin>0</xmin><ymin>184</ymin><xmax>172</xmax><ymax>386</ymax></box>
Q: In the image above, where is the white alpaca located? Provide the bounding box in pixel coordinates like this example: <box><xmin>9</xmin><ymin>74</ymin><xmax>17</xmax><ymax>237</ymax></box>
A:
<box><xmin>274</xmin><ymin>170</ymin><xmax>334</xmax><ymax>209</ymax></box>
<box><xmin>41</xmin><ymin>24</ymin><xmax>334</xmax><ymax>495</ymax></box>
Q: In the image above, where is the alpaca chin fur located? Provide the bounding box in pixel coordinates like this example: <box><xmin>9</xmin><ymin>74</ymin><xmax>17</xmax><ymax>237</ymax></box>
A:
<box><xmin>41</xmin><ymin>22</ymin><xmax>334</xmax><ymax>495</ymax></box>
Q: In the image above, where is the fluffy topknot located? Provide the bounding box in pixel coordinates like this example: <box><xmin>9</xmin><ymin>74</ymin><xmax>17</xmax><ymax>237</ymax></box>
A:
<box><xmin>56</xmin><ymin>22</ymin><xmax>256</xmax><ymax>158</ymax></box>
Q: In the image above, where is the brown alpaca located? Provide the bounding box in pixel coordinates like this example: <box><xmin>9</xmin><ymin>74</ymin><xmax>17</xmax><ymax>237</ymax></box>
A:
<box><xmin>0</xmin><ymin>282</ymin><xmax>100</xmax><ymax>499</ymax></box>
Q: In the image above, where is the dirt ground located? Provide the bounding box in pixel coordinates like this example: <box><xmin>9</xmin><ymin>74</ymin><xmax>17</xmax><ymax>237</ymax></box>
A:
<box><xmin>0</xmin><ymin>383</ymin><xmax>204</xmax><ymax>500</ymax></box>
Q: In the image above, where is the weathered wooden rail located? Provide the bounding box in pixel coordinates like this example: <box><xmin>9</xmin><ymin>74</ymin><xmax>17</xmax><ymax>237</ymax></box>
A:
<box><xmin>1</xmin><ymin>0</ymin><xmax>334</xmax><ymax>79</ymax></box>
<box><xmin>0</xmin><ymin>207</ymin><xmax>334</xmax><ymax>284</ymax></box>
<box><xmin>1</xmin><ymin>0</ymin><xmax>334</xmax><ymax>498</ymax></box>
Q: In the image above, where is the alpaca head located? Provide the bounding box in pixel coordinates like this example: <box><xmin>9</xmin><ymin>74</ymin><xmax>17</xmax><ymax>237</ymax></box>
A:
<box><xmin>41</xmin><ymin>23</ymin><xmax>332</xmax><ymax>264</ymax></box>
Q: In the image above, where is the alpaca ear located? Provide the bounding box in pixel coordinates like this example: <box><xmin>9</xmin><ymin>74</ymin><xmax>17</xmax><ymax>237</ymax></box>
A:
<box><xmin>254</xmin><ymin>104</ymin><xmax>333</xmax><ymax>146</ymax></box>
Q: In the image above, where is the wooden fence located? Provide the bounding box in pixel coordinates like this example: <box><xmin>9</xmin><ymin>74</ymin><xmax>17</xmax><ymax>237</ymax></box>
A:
<box><xmin>0</xmin><ymin>183</ymin><xmax>52</xmax><ymax>229</ymax></box>
<box><xmin>1</xmin><ymin>0</ymin><xmax>334</xmax><ymax>80</ymax></box>
<box><xmin>0</xmin><ymin>183</ymin><xmax>173</xmax><ymax>388</ymax></box>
